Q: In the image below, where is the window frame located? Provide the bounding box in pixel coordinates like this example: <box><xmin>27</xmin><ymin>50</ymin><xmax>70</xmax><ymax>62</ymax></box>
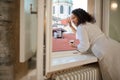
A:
<box><xmin>102</xmin><ymin>0</ymin><xmax>110</xmax><ymax>36</ymax></box>
<box><xmin>37</xmin><ymin>0</ymin><xmax>45</xmax><ymax>79</ymax></box>
<box><xmin>45</xmin><ymin>0</ymin><xmax>102</xmax><ymax>74</ymax></box>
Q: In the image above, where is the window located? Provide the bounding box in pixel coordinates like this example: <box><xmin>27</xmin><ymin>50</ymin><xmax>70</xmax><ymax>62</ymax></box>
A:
<box><xmin>60</xmin><ymin>5</ymin><xmax>64</xmax><ymax>14</ymax></box>
<box><xmin>45</xmin><ymin>0</ymin><xmax>100</xmax><ymax>74</ymax></box>
<box><xmin>52</xmin><ymin>0</ymin><xmax>88</xmax><ymax>52</ymax></box>
<box><xmin>53</xmin><ymin>6</ymin><xmax>55</xmax><ymax>14</ymax></box>
<box><xmin>69</xmin><ymin>6</ymin><xmax>71</xmax><ymax>15</ymax></box>
<box><xmin>102</xmin><ymin>0</ymin><xmax>120</xmax><ymax>43</ymax></box>
<box><xmin>109</xmin><ymin>0</ymin><xmax>120</xmax><ymax>42</ymax></box>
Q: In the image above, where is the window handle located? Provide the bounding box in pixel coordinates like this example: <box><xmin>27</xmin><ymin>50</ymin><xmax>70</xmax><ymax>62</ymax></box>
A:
<box><xmin>30</xmin><ymin>4</ymin><xmax>37</xmax><ymax>14</ymax></box>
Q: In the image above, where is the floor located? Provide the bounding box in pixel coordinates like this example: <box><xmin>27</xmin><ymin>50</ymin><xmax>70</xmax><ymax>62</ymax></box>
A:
<box><xmin>20</xmin><ymin>69</ymin><xmax>37</xmax><ymax>80</ymax></box>
<box><xmin>20</xmin><ymin>56</ymin><xmax>37</xmax><ymax>80</ymax></box>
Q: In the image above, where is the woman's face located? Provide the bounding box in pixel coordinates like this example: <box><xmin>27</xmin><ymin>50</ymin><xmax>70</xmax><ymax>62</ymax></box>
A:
<box><xmin>71</xmin><ymin>14</ymin><xmax>79</xmax><ymax>26</ymax></box>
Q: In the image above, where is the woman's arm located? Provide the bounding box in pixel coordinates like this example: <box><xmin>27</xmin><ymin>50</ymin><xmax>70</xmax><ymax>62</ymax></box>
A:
<box><xmin>70</xmin><ymin>25</ymin><xmax>76</xmax><ymax>33</ymax></box>
<box><xmin>69</xmin><ymin>26</ymin><xmax>90</xmax><ymax>53</ymax></box>
<box><xmin>76</xmin><ymin>26</ymin><xmax>90</xmax><ymax>52</ymax></box>
<box><xmin>67</xmin><ymin>18</ymin><xmax>76</xmax><ymax>33</ymax></box>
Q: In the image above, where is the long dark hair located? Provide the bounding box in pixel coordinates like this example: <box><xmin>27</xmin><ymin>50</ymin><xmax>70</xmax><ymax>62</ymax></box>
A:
<box><xmin>72</xmin><ymin>8</ymin><xmax>96</xmax><ymax>25</ymax></box>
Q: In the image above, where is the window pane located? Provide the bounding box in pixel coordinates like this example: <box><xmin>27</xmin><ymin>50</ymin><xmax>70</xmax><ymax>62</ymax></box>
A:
<box><xmin>109</xmin><ymin>0</ymin><xmax>120</xmax><ymax>42</ymax></box>
<box><xmin>60</xmin><ymin>5</ymin><xmax>63</xmax><ymax>14</ymax></box>
<box><xmin>53</xmin><ymin>6</ymin><xmax>55</xmax><ymax>14</ymax></box>
<box><xmin>69</xmin><ymin>6</ymin><xmax>71</xmax><ymax>15</ymax></box>
<box><xmin>52</xmin><ymin>0</ymin><xmax>88</xmax><ymax>52</ymax></box>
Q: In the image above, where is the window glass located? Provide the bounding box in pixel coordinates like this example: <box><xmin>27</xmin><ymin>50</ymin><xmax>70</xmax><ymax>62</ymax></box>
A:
<box><xmin>109</xmin><ymin>0</ymin><xmax>120</xmax><ymax>42</ymax></box>
<box><xmin>53</xmin><ymin>6</ymin><xmax>55</xmax><ymax>14</ymax></box>
<box><xmin>69</xmin><ymin>6</ymin><xmax>71</xmax><ymax>15</ymax></box>
<box><xmin>60</xmin><ymin>5</ymin><xmax>64</xmax><ymax>14</ymax></box>
<box><xmin>52</xmin><ymin>0</ymin><xmax>88</xmax><ymax>52</ymax></box>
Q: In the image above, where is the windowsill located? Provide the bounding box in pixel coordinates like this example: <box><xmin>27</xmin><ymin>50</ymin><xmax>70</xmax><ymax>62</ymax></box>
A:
<box><xmin>50</xmin><ymin>52</ymin><xmax>98</xmax><ymax>72</ymax></box>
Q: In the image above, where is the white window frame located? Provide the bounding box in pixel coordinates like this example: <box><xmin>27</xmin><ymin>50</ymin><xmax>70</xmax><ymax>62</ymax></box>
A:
<box><xmin>36</xmin><ymin>0</ymin><xmax>112</xmax><ymax>80</ymax></box>
<box><xmin>37</xmin><ymin>0</ymin><xmax>44</xmax><ymax>80</ymax></box>
<box><xmin>102</xmin><ymin>0</ymin><xmax>110</xmax><ymax>36</ymax></box>
<box><xmin>44</xmin><ymin>0</ymin><xmax>102</xmax><ymax>75</ymax></box>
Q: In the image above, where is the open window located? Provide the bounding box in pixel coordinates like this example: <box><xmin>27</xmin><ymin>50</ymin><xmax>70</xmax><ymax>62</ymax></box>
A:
<box><xmin>44</xmin><ymin>0</ymin><xmax>102</xmax><ymax>75</ymax></box>
<box><xmin>20</xmin><ymin>0</ymin><xmax>37</xmax><ymax>62</ymax></box>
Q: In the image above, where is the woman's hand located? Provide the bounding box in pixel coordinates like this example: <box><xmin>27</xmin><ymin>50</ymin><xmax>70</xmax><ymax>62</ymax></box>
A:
<box><xmin>67</xmin><ymin>17</ymin><xmax>76</xmax><ymax>33</ymax></box>
<box><xmin>70</xmin><ymin>43</ymin><xmax>77</xmax><ymax>48</ymax></box>
<box><xmin>69</xmin><ymin>42</ymin><xmax>77</xmax><ymax>48</ymax></box>
<box><xmin>67</xmin><ymin>17</ymin><xmax>72</xmax><ymax>26</ymax></box>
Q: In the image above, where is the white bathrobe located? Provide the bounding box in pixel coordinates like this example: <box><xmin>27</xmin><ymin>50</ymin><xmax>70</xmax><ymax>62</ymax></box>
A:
<box><xmin>76</xmin><ymin>23</ymin><xmax>120</xmax><ymax>80</ymax></box>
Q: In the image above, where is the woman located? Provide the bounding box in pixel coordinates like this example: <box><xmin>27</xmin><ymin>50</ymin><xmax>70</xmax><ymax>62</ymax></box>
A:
<box><xmin>68</xmin><ymin>8</ymin><xmax>120</xmax><ymax>80</ymax></box>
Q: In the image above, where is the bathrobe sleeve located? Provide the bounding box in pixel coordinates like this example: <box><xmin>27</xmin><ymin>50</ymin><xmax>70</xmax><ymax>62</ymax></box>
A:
<box><xmin>76</xmin><ymin>26</ymin><xmax>90</xmax><ymax>52</ymax></box>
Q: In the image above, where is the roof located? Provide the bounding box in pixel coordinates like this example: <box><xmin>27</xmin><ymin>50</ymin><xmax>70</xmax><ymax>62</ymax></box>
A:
<box><xmin>53</xmin><ymin>28</ymin><xmax>67</xmax><ymax>32</ymax></box>
<box><xmin>60</xmin><ymin>19</ymin><xmax>68</xmax><ymax>26</ymax></box>
<box><xmin>53</xmin><ymin>0</ymin><xmax>72</xmax><ymax>3</ymax></box>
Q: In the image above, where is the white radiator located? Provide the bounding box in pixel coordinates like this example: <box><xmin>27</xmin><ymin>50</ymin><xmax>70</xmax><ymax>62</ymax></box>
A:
<box><xmin>52</xmin><ymin>65</ymin><xmax>101</xmax><ymax>80</ymax></box>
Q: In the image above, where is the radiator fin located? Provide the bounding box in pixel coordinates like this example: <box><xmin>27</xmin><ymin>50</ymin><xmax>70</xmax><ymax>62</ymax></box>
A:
<box><xmin>52</xmin><ymin>65</ymin><xmax>101</xmax><ymax>80</ymax></box>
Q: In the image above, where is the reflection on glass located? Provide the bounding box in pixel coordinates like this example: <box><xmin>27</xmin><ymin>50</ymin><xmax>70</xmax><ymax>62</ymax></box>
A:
<box><xmin>52</xmin><ymin>0</ymin><xmax>88</xmax><ymax>52</ymax></box>
<box><xmin>111</xmin><ymin>1</ymin><xmax>118</xmax><ymax>10</ymax></box>
<box><xmin>109</xmin><ymin>0</ymin><xmax>120</xmax><ymax>42</ymax></box>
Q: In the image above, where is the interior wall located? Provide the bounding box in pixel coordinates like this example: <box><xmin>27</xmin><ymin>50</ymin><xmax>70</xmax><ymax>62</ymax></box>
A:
<box><xmin>13</xmin><ymin>0</ymin><xmax>28</xmax><ymax>80</ymax></box>
<box><xmin>0</xmin><ymin>0</ymin><xmax>28</xmax><ymax>80</ymax></box>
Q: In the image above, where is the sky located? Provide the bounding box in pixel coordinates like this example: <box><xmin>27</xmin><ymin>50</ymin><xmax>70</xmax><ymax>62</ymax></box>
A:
<box><xmin>72</xmin><ymin>0</ymin><xmax>88</xmax><ymax>11</ymax></box>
